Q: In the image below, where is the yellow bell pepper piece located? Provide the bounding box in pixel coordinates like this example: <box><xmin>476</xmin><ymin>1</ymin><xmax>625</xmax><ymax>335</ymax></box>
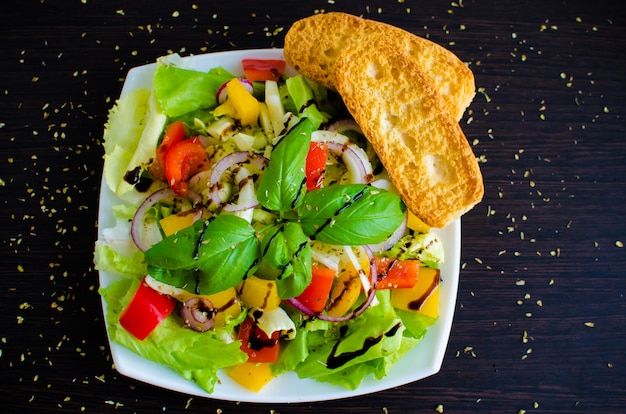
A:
<box><xmin>213</xmin><ymin>99</ymin><xmax>236</xmax><ymax>119</ymax></box>
<box><xmin>204</xmin><ymin>287</ymin><xmax>242</xmax><ymax>327</ymax></box>
<box><xmin>407</xmin><ymin>211</ymin><xmax>431</xmax><ymax>234</ymax></box>
<box><xmin>237</xmin><ymin>276</ymin><xmax>281</xmax><ymax>311</ymax></box>
<box><xmin>214</xmin><ymin>79</ymin><xmax>259</xmax><ymax>127</ymax></box>
<box><xmin>390</xmin><ymin>267</ymin><xmax>440</xmax><ymax>319</ymax></box>
<box><xmin>326</xmin><ymin>269</ymin><xmax>362</xmax><ymax>317</ymax></box>
<box><xmin>159</xmin><ymin>210</ymin><xmax>197</xmax><ymax>237</ymax></box>
<box><xmin>228</xmin><ymin>362</ymin><xmax>275</xmax><ymax>392</ymax></box>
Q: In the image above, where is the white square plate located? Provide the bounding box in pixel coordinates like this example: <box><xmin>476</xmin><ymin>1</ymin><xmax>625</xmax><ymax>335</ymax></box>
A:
<box><xmin>97</xmin><ymin>49</ymin><xmax>461</xmax><ymax>403</ymax></box>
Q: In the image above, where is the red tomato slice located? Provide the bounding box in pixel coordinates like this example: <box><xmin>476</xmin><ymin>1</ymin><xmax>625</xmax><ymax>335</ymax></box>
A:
<box><xmin>165</xmin><ymin>137</ymin><xmax>210</xmax><ymax>196</ymax></box>
<box><xmin>294</xmin><ymin>264</ymin><xmax>335</xmax><ymax>313</ymax></box>
<box><xmin>305</xmin><ymin>142</ymin><xmax>328</xmax><ymax>192</ymax></box>
<box><xmin>242</xmin><ymin>59</ymin><xmax>286</xmax><ymax>82</ymax></box>
<box><xmin>151</xmin><ymin>121</ymin><xmax>186</xmax><ymax>181</ymax></box>
<box><xmin>238</xmin><ymin>317</ymin><xmax>280</xmax><ymax>363</ymax></box>
<box><xmin>119</xmin><ymin>277</ymin><xmax>177</xmax><ymax>340</ymax></box>
<box><xmin>375</xmin><ymin>257</ymin><xmax>420</xmax><ymax>290</ymax></box>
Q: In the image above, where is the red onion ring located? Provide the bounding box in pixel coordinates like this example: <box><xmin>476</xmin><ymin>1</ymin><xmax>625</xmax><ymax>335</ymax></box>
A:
<box><xmin>216</xmin><ymin>78</ymin><xmax>254</xmax><ymax>104</ymax></box>
<box><xmin>312</xmin><ymin>131</ymin><xmax>374</xmax><ymax>184</ymax></box>
<box><xmin>208</xmin><ymin>151</ymin><xmax>268</xmax><ymax>210</ymax></box>
<box><xmin>131</xmin><ymin>187</ymin><xmax>203</xmax><ymax>252</ymax></box>
<box><xmin>288</xmin><ymin>246</ymin><xmax>378</xmax><ymax>322</ymax></box>
<box><xmin>180</xmin><ymin>296</ymin><xmax>216</xmax><ymax>332</ymax></box>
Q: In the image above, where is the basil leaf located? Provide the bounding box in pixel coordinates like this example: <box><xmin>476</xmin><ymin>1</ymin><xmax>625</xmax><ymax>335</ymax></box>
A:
<box><xmin>298</xmin><ymin>184</ymin><xmax>406</xmax><ymax>245</ymax></box>
<box><xmin>256</xmin><ymin>222</ymin><xmax>312</xmax><ymax>299</ymax></box>
<box><xmin>145</xmin><ymin>215</ymin><xmax>259</xmax><ymax>295</ymax></box>
<box><xmin>257</xmin><ymin>118</ymin><xmax>312</xmax><ymax>213</ymax></box>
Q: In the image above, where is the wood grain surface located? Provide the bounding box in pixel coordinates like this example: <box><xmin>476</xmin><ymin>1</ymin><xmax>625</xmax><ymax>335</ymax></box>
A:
<box><xmin>1</xmin><ymin>0</ymin><xmax>624</xmax><ymax>413</ymax></box>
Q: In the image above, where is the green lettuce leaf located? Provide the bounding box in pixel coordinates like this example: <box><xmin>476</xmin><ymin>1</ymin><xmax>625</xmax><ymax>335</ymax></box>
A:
<box><xmin>284</xmin><ymin>291</ymin><xmax>411</xmax><ymax>389</ymax></box>
<box><xmin>153</xmin><ymin>65</ymin><xmax>233</xmax><ymax>118</ymax></box>
<box><xmin>383</xmin><ymin>232</ymin><xmax>445</xmax><ymax>269</ymax></box>
<box><xmin>94</xmin><ymin>204</ymin><xmax>147</xmax><ymax>277</ymax></box>
<box><xmin>103</xmin><ymin>88</ymin><xmax>167</xmax><ymax>198</ymax></box>
<box><xmin>100</xmin><ymin>277</ymin><xmax>247</xmax><ymax>393</ymax></box>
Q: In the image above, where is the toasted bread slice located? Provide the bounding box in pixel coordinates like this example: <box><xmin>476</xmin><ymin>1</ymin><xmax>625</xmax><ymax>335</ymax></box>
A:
<box><xmin>284</xmin><ymin>12</ymin><xmax>475</xmax><ymax>121</ymax></box>
<box><xmin>334</xmin><ymin>38</ymin><xmax>484</xmax><ymax>228</ymax></box>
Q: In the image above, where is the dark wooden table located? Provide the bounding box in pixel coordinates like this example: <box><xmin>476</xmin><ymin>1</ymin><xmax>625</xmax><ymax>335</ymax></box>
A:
<box><xmin>2</xmin><ymin>1</ymin><xmax>625</xmax><ymax>412</ymax></box>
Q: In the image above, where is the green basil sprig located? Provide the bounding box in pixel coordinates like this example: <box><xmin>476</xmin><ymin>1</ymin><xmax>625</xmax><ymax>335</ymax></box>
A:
<box><xmin>298</xmin><ymin>184</ymin><xmax>406</xmax><ymax>245</ymax></box>
<box><xmin>144</xmin><ymin>215</ymin><xmax>258</xmax><ymax>295</ymax></box>
<box><xmin>256</xmin><ymin>222</ymin><xmax>312</xmax><ymax>299</ymax></box>
<box><xmin>256</xmin><ymin>118</ymin><xmax>312</xmax><ymax>214</ymax></box>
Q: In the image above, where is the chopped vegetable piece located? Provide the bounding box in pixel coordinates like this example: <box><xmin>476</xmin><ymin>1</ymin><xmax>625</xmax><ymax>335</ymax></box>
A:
<box><xmin>152</xmin><ymin>121</ymin><xmax>186</xmax><ymax>180</ymax></box>
<box><xmin>205</xmin><ymin>287</ymin><xmax>242</xmax><ymax>327</ymax></box>
<box><xmin>228</xmin><ymin>362</ymin><xmax>275</xmax><ymax>392</ymax></box>
<box><xmin>375</xmin><ymin>257</ymin><xmax>420</xmax><ymax>289</ymax></box>
<box><xmin>326</xmin><ymin>268</ymin><xmax>362</xmax><ymax>317</ymax></box>
<box><xmin>159</xmin><ymin>209</ymin><xmax>197</xmax><ymax>236</ymax></box>
<box><xmin>407</xmin><ymin>211</ymin><xmax>431</xmax><ymax>233</ymax></box>
<box><xmin>214</xmin><ymin>79</ymin><xmax>260</xmax><ymax>126</ymax></box>
<box><xmin>119</xmin><ymin>276</ymin><xmax>177</xmax><ymax>340</ymax></box>
<box><xmin>242</xmin><ymin>59</ymin><xmax>286</xmax><ymax>82</ymax></box>
<box><xmin>238</xmin><ymin>276</ymin><xmax>281</xmax><ymax>311</ymax></box>
<box><xmin>305</xmin><ymin>141</ymin><xmax>328</xmax><ymax>191</ymax></box>
<box><xmin>165</xmin><ymin>137</ymin><xmax>210</xmax><ymax>196</ymax></box>
<box><xmin>294</xmin><ymin>264</ymin><xmax>335</xmax><ymax>313</ymax></box>
<box><xmin>238</xmin><ymin>317</ymin><xmax>280</xmax><ymax>363</ymax></box>
<box><xmin>390</xmin><ymin>267</ymin><xmax>440</xmax><ymax>318</ymax></box>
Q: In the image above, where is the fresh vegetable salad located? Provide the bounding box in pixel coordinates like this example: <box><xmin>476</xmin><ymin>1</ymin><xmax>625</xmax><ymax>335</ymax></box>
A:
<box><xmin>95</xmin><ymin>53</ymin><xmax>445</xmax><ymax>394</ymax></box>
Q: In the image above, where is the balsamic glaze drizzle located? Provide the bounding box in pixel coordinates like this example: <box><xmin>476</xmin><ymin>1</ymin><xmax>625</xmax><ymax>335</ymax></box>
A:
<box><xmin>408</xmin><ymin>276</ymin><xmax>440</xmax><ymax>311</ymax></box>
<box><xmin>311</xmin><ymin>187</ymin><xmax>367</xmax><ymax>240</ymax></box>
<box><xmin>193</xmin><ymin>218</ymin><xmax>212</xmax><ymax>261</ymax></box>
<box><xmin>325</xmin><ymin>322</ymin><xmax>403</xmax><ymax>369</ymax></box>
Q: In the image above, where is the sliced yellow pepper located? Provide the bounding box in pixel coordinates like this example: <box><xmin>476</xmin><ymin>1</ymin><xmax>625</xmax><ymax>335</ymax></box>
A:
<box><xmin>214</xmin><ymin>79</ymin><xmax>259</xmax><ymax>127</ymax></box>
<box><xmin>326</xmin><ymin>269</ymin><xmax>362</xmax><ymax>317</ymax></box>
<box><xmin>407</xmin><ymin>211</ymin><xmax>431</xmax><ymax>234</ymax></box>
<box><xmin>237</xmin><ymin>276</ymin><xmax>281</xmax><ymax>311</ymax></box>
<box><xmin>228</xmin><ymin>362</ymin><xmax>275</xmax><ymax>392</ymax></box>
<box><xmin>159</xmin><ymin>209</ymin><xmax>197</xmax><ymax>237</ymax></box>
<box><xmin>204</xmin><ymin>287</ymin><xmax>242</xmax><ymax>327</ymax></box>
<box><xmin>390</xmin><ymin>266</ymin><xmax>440</xmax><ymax>319</ymax></box>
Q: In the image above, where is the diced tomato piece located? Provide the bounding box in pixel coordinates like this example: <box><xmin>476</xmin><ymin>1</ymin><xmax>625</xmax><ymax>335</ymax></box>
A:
<box><xmin>119</xmin><ymin>277</ymin><xmax>177</xmax><ymax>340</ymax></box>
<box><xmin>305</xmin><ymin>142</ymin><xmax>328</xmax><ymax>192</ymax></box>
<box><xmin>375</xmin><ymin>257</ymin><xmax>420</xmax><ymax>289</ymax></box>
<box><xmin>242</xmin><ymin>59</ymin><xmax>286</xmax><ymax>82</ymax></box>
<box><xmin>151</xmin><ymin>121</ymin><xmax>186</xmax><ymax>180</ymax></box>
<box><xmin>294</xmin><ymin>264</ymin><xmax>335</xmax><ymax>313</ymax></box>
<box><xmin>165</xmin><ymin>137</ymin><xmax>210</xmax><ymax>196</ymax></box>
<box><xmin>238</xmin><ymin>317</ymin><xmax>280</xmax><ymax>363</ymax></box>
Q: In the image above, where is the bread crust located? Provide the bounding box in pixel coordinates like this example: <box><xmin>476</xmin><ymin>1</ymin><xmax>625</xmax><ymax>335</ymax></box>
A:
<box><xmin>284</xmin><ymin>12</ymin><xmax>475</xmax><ymax>121</ymax></box>
<box><xmin>334</xmin><ymin>38</ymin><xmax>484</xmax><ymax>228</ymax></box>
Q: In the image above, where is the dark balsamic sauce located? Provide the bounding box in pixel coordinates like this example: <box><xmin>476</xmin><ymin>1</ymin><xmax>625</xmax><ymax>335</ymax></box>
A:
<box><xmin>193</xmin><ymin>218</ymin><xmax>212</xmax><ymax>261</ymax></box>
<box><xmin>311</xmin><ymin>187</ymin><xmax>367</xmax><ymax>240</ymax></box>
<box><xmin>408</xmin><ymin>277</ymin><xmax>440</xmax><ymax>311</ymax></box>
<box><xmin>123</xmin><ymin>166</ymin><xmax>154</xmax><ymax>192</ymax></box>
<box><xmin>325</xmin><ymin>322</ymin><xmax>402</xmax><ymax>369</ymax></box>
